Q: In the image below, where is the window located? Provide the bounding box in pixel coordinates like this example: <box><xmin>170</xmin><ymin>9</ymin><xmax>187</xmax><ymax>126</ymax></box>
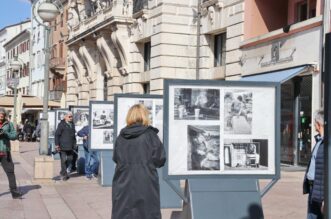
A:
<box><xmin>144</xmin><ymin>42</ymin><xmax>151</xmax><ymax>71</ymax></box>
<box><xmin>214</xmin><ymin>33</ymin><xmax>226</xmax><ymax>67</ymax></box>
<box><xmin>61</xmin><ymin>14</ymin><xmax>64</xmax><ymax>27</ymax></box>
<box><xmin>296</xmin><ymin>1</ymin><xmax>308</xmax><ymax>22</ymax></box>
<box><xmin>59</xmin><ymin>42</ymin><xmax>63</xmax><ymax>58</ymax></box>
<box><xmin>143</xmin><ymin>83</ymin><xmax>150</xmax><ymax>94</ymax></box>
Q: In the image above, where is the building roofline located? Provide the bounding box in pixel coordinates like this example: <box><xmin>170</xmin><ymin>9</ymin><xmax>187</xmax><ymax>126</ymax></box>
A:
<box><xmin>3</xmin><ymin>29</ymin><xmax>30</xmax><ymax>48</ymax></box>
<box><xmin>0</xmin><ymin>19</ymin><xmax>31</xmax><ymax>34</ymax></box>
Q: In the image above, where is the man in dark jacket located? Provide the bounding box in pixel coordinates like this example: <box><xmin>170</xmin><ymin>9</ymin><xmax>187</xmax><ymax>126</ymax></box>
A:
<box><xmin>304</xmin><ymin>110</ymin><xmax>324</xmax><ymax>218</ymax></box>
<box><xmin>0</xmin><ymin>108</ymin><xmax>22</xmax><ymax>199</ymax></box>
<box><xmin>55</xmin><ymin>111</ymin><xmax>76</xmax><ymax>181</ymax></box>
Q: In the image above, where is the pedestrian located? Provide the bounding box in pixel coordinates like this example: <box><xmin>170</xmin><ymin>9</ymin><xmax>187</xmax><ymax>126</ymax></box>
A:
<box><xmin>55</xmin><ymin>111</ymin><xmax>76</xmax><ymax>181</ymax></box>
<box><xmin>112</xmin><ymin>104</ymin><xmax>166</xmax><ymax>219</ymax></box>
<box><xmin>23</xmin><ymin>119</ymin><xmax>33</xmax><ymax>141</ymax></box>
<box><xmin>303</xmin><ymin>109</ymin><xmax>324</xmax><ymax>218</ymax></box>
<box><xmin>77</xmin><ymin>125</ymin><xmax>99</xmax><ymax>180</ymax></box>
<box><xmin>0</xmin><ymin>108</ymin><xmax>22</xmax><ymax>199</ymax></box>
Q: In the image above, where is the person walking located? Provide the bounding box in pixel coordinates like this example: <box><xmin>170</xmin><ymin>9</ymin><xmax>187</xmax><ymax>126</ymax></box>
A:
<box><xmin>0</xmin><ymin>108</ymin><xmax>22</xmax><ymax>199</ymax></box>
<box><xmin>77</xmin><ymin>125</ymin><xmax>99</xmax><ymax>180</ymax></box>
<box><xmin>111</xmin><ymin>104</ymin><xmax>166</xmax><ymax>219</ymax></box>
<box><xmin>55</xmin><ymin>111</ymin><xmax>76</xmax><ymax>181</ymax></box>
<box><xmin>303</xmin><ymin>109</ymin><xmax>324</xmax><ymax>219</ymax></box>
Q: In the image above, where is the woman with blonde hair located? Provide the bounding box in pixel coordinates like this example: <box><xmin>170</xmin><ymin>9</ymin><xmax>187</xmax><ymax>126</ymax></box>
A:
<box><xmin>112</xmin><ymin>104</ymin><xmax>166</xmax><ymax>219</ymax></box>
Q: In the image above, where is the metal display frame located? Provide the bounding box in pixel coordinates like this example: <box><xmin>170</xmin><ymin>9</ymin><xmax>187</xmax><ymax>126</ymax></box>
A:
<box><xmin>163</xmin><ymin>79</ymin><xmax>281</xmax><ymax>180</ymax></box>
<box><xmin>163</xmin><ymin>79</ymin><xmax>281</xmax><ymax>219</ymax></box>
<box><xmin>113</xmin><ymin>93</ymin><xmax>182</xmax><ymax>208</ymax></box>
<box><xmin>88</xmin><ymin>101</ymin><xmax>114</xmax><ymax>151</ymax></box>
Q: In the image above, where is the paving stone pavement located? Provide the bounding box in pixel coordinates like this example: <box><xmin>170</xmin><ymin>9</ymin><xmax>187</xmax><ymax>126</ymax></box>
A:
<box><xmin>0</xmin><ymin>142</ymin><xmax>306</xmax><ymax>219</ymax></box>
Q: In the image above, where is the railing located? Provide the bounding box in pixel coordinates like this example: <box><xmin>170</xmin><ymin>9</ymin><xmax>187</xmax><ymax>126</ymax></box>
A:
<box><xmin>49</xmin><ymin>90</ymin><xmax>64</xmax><ymax>101</ymax></box>
<box><xmin>133</xmin><ymin>0</ymin><xmax>148</xmax><ymax>14</ymax></box>
<box><xmin>49</xmin><ymin>57</ymin><xmax>66</xmax><ymax>68</ymax></box>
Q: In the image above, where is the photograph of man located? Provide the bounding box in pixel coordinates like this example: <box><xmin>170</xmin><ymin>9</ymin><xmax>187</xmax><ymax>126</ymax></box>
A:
<box><xmin>55</xmin><ymin>111</ymin><xmax>77</xmax><ymax>181</ymax></box>
<box><xmin>0</xmin><ymin>108</ymin><xmax>22</xmax><ymax>199</ymax></box>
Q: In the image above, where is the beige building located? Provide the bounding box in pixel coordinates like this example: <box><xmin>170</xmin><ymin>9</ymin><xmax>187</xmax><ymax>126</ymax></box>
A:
<box><xmin>65</xmin><ymin>0</ymin><xmax>244</xmax><ymax>106</ymax></box>
<box><xmin>49</xmin><ymin>0</ymin><xmax>69</xmax><ymax>102</ymax></box>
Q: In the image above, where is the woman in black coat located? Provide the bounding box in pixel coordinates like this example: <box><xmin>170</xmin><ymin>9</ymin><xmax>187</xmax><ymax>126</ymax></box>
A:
<box><xmin>112</xmin><ymin>104</ymin><xmax>166</xmax><ymax>219</ymax></box>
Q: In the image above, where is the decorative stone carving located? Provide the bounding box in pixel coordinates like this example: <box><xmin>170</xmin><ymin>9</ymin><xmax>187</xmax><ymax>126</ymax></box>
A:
<box><xmin>79</xmin><ymin>42</ymin><xmax>98</xmax><ymax>82</ymax></box>
<box><xmin>110</xmin><ymin>26</ymin><xmax>129</xmax><ymax>76</ymax></box>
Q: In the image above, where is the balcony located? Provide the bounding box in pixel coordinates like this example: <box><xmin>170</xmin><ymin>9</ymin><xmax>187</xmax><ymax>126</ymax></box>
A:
<box><xmin>49</xmin><ymin>90</ymin><xmax>64</xmax><ymax>102</ymax></box>
<box><xmin>49</xmin><ymin>57</ymin><xmax>66</xmax><ymax>69</ymax></box>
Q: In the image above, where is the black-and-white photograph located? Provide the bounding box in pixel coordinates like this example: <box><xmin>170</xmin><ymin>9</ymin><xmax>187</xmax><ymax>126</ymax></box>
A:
<box><xmin>103</xmin><ymin>130</ymin><xmax>113</xmax><ymax>144</ymax></box>
<box><xmin>187</xmin><ymin>125</ymin><xmax>220</xmax><ymax>171</ymax></box>
<box><xmin>174</xmin><ymin>88</ymin><xmax>220</xmax><ymax>120</ymax></box>
<box><xmin>71</xmin><ymin>107</ymin><xmax>89</xmax><ymax>145</ymax></box>
<box><xmin>90</xmin><ymin>102</ymin><xmax>114</xmax><ymax>150</ymax></box>
<box><xmin>73</xmin><ymin>109</ymin><xmax>89</xmax><ymax>127</ymax></box>
<box><xmin>136</xmin><ymin>99</ymin><xmax>153</xmax><ymax>124</ymax></box>
<box><xmin>92</xmin><ymin>108</ymin><xmax>114</xmax><ymax>129</ymax></box>
<box><xmin>55</xmin><ymin>109</ymin><xmax>68</xmax><ymax>127</ymax></box>
<box><xmin>224</xmin><ymin>90</ymin><xmax>253</xmax><ymax>134</ymax></box>
<box><xmin>224</xmin><ymin>139</ymin><xmax>268</xmax><ymax>170</ymax></box>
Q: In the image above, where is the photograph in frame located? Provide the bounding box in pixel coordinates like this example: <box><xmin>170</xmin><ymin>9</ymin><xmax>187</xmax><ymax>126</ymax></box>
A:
<box><xmin>174</xmin><ymin>88</ymin><xmax>220</xmax><ymax>120</ymax></box>
<box><xmin>71</xmin><ymin>107</ymin><xmax>89</xmax><ymax>145</ymax></box>
<box><xmin>116</xmin><ymin>96</ymin><xmax>163</xmax><ymax>140</ymax></box>
<box><xmin>223</xmin><ymin>139</ymin><xmax>268</xmax><ymax>170</ymax></box>
<box><xmin>187</xmin><ymin>125</ymin><xmax>220</xmax><ymax>171</ymax></box>
<box><xmin>224</xmin><ymin>90</ymin><xmax>253</xmax><ymax>134</ymax></box>
<box><xmin>55</xmin><ymin>109</ymin><xmax>68</xmax><ymax>128</ymax></box>
<box><xmin>90</xmin><ymin>103</ymin><xmax>114</xmax><ymax>150</ymax></box>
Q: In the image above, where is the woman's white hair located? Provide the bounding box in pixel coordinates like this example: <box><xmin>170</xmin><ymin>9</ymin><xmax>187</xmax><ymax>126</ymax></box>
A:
<box><xmin>314</xmin><ymin>109</ymin><xmax>324</xmax><ymax>126</ymax></box>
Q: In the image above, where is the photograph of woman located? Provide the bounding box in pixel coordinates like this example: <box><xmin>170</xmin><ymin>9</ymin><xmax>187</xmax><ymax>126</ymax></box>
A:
<box><xmin>112</xmin><ymin>104</ymin><xmax>166</xmax><ymax>219</ymax></box>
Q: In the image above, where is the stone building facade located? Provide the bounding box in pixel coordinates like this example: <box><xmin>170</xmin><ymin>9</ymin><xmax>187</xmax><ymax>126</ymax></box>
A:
<box><xmin>65</xmin><ymin>0</ymin><xmax>245</xmax><ymax>106</ymax></box>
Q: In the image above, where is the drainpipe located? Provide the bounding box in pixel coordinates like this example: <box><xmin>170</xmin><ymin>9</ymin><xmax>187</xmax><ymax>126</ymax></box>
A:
<box><xmin>195</xmin><ymin>0</ymin><xmax>202</xmax><ymax>80</ymax></box>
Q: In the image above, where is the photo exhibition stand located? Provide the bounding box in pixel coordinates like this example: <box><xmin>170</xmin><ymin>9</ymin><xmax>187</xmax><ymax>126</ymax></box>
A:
<box><xmin>113</xmin><ymin>94</ymin><xmax>182</xmax><ymax>208</ymax></box>
<box><xmin>163</xmin><ymin>79</ymin><xmax>281</xmax><ymax>219</ymax></box>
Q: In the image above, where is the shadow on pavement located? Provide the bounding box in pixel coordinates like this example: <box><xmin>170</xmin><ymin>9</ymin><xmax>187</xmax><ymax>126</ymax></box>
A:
<box><xmin>20</xmin><ymin>185</ymin><xmax>42</xmax><ymax>195</ymax></box>
<box><xmin>0</xmin><ymin>185</ymin><xmax>41</xmax><ymax>198</ymax></box>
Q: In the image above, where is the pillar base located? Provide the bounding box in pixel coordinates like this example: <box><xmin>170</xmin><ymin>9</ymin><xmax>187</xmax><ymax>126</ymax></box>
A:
<box><xmin>34</xmin><ymin>156</ymin><xmax>54</xmax><ymax>179</ymax></box>
<box><xmin>10</xmin><ymin>140</ymin><xmax>20</xmax><ymax>152</ymax></box>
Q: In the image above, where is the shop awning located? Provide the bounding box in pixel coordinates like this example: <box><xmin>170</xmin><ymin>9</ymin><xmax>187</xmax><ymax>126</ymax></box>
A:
<box><xmin>0</xmin><ymin>95</ymin><xmax>60</xmax><ymax>108</ymax></box>
<box><xmin>241</xmin><ymin>65</ymin><xmax>308</xmax><ymax>83</ymax></box>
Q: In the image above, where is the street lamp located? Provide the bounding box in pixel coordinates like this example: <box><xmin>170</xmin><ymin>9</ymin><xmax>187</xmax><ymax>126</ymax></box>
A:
<box><xmin>9</xmin><ymin>56</ymin><xmax>23</xmax><ymax>127</ymax></box>
<box><xmin>32</xmin><ymin>0</ymin><xmax>60</xmax><ymax>155</ymax></box>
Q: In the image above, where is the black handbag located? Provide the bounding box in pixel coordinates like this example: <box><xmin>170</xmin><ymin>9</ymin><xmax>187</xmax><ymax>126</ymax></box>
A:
<box><xmin>303</xmin><ymin>177</ymin><xmax>310</xmax><ymax>194</ymax></box>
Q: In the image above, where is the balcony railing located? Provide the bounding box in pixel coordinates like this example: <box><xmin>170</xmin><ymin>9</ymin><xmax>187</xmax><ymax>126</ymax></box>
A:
<box><xmin>49</xmin><ymin>90</ymin><xmax>64</xmax><ymax>101</ymax></box>
<box><xmin>133</xmin><ymin>0</ymin><xmax>148</xmax><ymax>14</ymax></box>
<box><xmin>49</xmin><ymin>57</ymin><xmax>66</xmax><ymax>69</ymax></box>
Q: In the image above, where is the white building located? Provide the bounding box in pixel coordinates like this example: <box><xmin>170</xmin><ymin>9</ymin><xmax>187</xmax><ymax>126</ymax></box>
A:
<box><xmin>0</xmin><ymin>20</ymin><xmax>31</xmax><ymax>96</ymax></box>
<box><xmin>30</xmin><ymin>0</ymin><xmax>47</xmax><ymax>98</ymax></box>
<box><xmin>3</xmin><ymin>29</ymin><xmax>31</xmax><ymax>96</ymax></box>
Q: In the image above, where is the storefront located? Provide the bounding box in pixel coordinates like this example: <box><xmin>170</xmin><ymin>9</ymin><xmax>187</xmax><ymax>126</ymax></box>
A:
<box><xmin>239</xmin><ymin>18</ymin><xmax>322</xmax><ymax>166</ymax></box>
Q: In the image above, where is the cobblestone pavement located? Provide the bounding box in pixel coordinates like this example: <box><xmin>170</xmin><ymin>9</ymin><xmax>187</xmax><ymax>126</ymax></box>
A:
<box><xmin>0</xmin><ymin>142</ymin><xmax>306</xmax><ymax>219</ymax></box>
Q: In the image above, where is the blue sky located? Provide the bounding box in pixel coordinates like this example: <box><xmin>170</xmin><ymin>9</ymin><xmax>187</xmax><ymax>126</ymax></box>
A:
<box><xmin>0</xmin><ymin>0</ymin><xmax>31</xmax><ymax>30</ymax></box>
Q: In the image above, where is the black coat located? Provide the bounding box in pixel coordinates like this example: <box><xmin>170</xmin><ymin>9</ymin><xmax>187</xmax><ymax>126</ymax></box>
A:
<box><xmin>55</xmin><ymin>120</ymin><xmax>76</xmax><ymax>151</ymax></box>
<box><xmin>112</xmin><ymin>124</ymin><xmax>166</xmax><ymax>219</ymax></box>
